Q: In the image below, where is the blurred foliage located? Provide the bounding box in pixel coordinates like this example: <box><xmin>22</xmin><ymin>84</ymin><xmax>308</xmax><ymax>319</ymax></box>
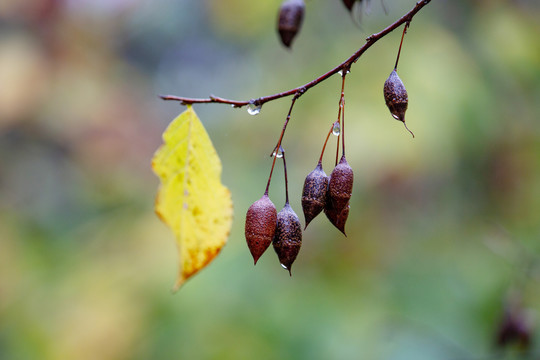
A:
<box><xmin>0</xmin><ymin>0</ymin><xmax>539</xmax><ymax>359</ymax></box>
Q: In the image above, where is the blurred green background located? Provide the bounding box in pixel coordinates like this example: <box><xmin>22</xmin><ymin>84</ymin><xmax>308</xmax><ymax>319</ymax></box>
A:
<box><xmin>1</xmin><ymin>0</ymin><xmax>539</xmax><ymax>359</ymax></box>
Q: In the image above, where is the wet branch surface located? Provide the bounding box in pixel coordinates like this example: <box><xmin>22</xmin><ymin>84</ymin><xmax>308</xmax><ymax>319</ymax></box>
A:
<box><xmin>160</xmin><ymin>0</ymin><xmax>431</xmax><ymax>108</ymax></box>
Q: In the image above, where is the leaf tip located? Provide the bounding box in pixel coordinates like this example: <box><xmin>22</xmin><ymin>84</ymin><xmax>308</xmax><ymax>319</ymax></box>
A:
<box><xmin>171</xmin><ymin>277</ymin><xmax>186</xmax><ymax>293</ymax></box>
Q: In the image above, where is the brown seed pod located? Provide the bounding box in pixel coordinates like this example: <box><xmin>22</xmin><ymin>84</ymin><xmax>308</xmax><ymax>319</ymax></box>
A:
<box><xmin>324</xmin><ymin>155</ymin><xmax>353</xmax><ymax>235</ymax></box>
<box><xmin>383</xmin><ymin>69</ymin><xmax>414</xmax><ymax>137</ymax></box>
<box><xmin>272</xmin><ymin>203</ymin><xmax>302</xmax><ymax>275</ymax></box>
<box><xmin>245</xmin><ymin>194</ymin><xmax>277</xmax><ymax>265</ymax></box>
<box><xmin>277</xmin><ymin>0</ymin><xmax>305</xmax><ymax>48</ymax></box>
<box><xmin>327</xmin><ymin>155</ymin><xmax>354</xmax><ymax>212</ymax></box>
<box><xmin>324</xmin><ymin>202</ymin><xmax>349</xmax><ymax>236</ymax></box>
<box><xmin>301</xmin><ymin>162</ymin><xmax>329</xmax><ymax>228</ymax></box>
<box><xmin>383</xmin><ymin>69</ymin><xmax>408</xmax><ymax>122</ymax></box>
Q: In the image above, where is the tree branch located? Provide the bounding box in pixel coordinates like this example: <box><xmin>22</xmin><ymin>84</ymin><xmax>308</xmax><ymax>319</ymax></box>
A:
<box><xmin>160</xmin><ymin>0</ymin><xmax>431</xmax><ymax>108</ymax></box>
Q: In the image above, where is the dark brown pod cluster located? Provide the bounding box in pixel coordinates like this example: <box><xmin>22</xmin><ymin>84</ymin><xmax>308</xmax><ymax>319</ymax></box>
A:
<box><xmin>324</xmin><ymin>155</ymin><xmax>353</xmax><ymax>235</ymax></box>
<box><xmin>383</xmin><ymin>69</ymin><xmax>408</xmax><ymax>123</ymax></box>
<box><xmin>277</xmin><ymin>0</ymin><xmax>305</xmax><ymax>48</ymax></box>
<box><xmin>272</xmin><ymin>203</ymin><xmax>302</xmax><ymax>275</ymax></box>
<box><xmin>301</xmin><ymin>162</ymin><xmax>329</xmax><ymax>228</ymax></box>
<box><xmin>245</xmin><ymin>194</ymin><xmax>277</xmax><ymax>265</ymax></box>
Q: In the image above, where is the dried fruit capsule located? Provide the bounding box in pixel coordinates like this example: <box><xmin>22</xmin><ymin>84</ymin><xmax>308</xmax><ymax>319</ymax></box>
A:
<box><xmin>383</xmin><ymin>69</ymin><xmax>408</xmax><ymax>122</ymax></box>
<box><xmin>327</xmin><ymin>155</ymin><xmax>354</xmax><ymax>212</ymax></box>
<box><xmin>245</xmin><ymin>194</ymin><xmax>277</xmax><ymax>265</ymax></box>
<box><xmin>277</xmin><ymin>0</ymin><xmax>305</xmax><ymax>48</ymax></box>
<box><xmin>272</xmin><ymin>203</ymin><xmax>302</xmax><ymax>275</ymax></box>
<box><xmin>301</xmin><ymin>162</ymin><xmax>329</xmax><ymax>228</ymax></box>
<box><xmin>324</xmin><ymin>155</ymin><xmax>353</xmax><ymax>234</ymax></box>
<box><xmin>324</xmin><ymin>202</ymin><xmax>349</xmax><ymax>236</ymax></box>
<box><xmin>383</xmin><ymin>69</ymin><xmax>414</xmax><ymax>137</ymax></box>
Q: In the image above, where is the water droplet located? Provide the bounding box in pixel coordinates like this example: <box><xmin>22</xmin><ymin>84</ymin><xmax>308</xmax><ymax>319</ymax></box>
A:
<box><xmin>272</xmin><ymin>149</ymin><xmax>284</xmax><ymax>158</ymax></box>
<box><xmin>338</xmin><ymin>70</ymin><xmax>343</xmax><ymax>76</ymax></box>
<box><xmin>332</xmin><ymin>122</ymin><xmax>341</xmax><ymax>136</ymax></box>
<box><xmin>280</xmin><ymin>264</ymin><xmax>288</xmax><ymax>270</ymax></box>
<box><xmin>247</xmin><ymin>101</ymin><xmax>262</xmax><ymax>115</ymax></box>
<box><xmin>391</xmin><ymin>114</ymin><xmax>400</xmax><ymax>120</ymax></box>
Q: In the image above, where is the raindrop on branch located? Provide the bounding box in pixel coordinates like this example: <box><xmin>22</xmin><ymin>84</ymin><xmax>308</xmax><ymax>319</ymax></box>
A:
<box><xmin>332</xmin><ymin>121</ymin><xmax>341</xmax><ymax>136</ymax></box>
<box><xmin>272</xmin><ymin>149</ymin><xmax>284</xmax><ymax>158</ymax></box>
<box><xmin>247</xmin><ymin>101</ymin><xmax>262</xmax><ymax>115</ymax></box>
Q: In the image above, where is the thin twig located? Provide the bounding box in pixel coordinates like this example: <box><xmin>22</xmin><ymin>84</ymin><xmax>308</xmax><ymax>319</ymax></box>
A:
<box><xmin>335</xmin><ymin>124</ymin><xmax>340</xmax><ymax>166</ymax></box>
<box><xmin>264</xmin><ymin>155</ymin><xmax>275</xmax><ymax>195</ymax></box>
<box><xmin>270</xmin><ymin>91</ymin><xmax>303</xmax><ymax>157</ymax></box>
<box><xmin>318</xmin><ymin>123</ymin><xmax>335</xmax><ymax>165</ymax></box>
<box><xmin>264</xmin><ymin>92</ymin><xmax>302</xmax><ymax>195</ymax></box>
<box><xmin>160</xmin><ymin>0</ymin><xmax>432</xmax><ymax>108</ymax></box>
<box><xmin>340</xmin><ymin>72</ymin><xmax>347</xmax><ymax>157</ymax></box>
<box><xmin>394</xmin><ymin>21</ymin><xmax>410</xmax><ymax>70</ymax></box>
<box><xmin>281</xmin><ymin>147</ymin><xmax>289</xmax><ymax>205</ymax></box>
<box><xmin>334</xmin><ymin>72</ymin><xmax>347</xmax><ymax>165</ymax></box>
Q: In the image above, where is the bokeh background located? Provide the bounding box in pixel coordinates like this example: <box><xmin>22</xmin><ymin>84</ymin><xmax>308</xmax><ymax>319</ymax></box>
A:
<box><xmin>1</xmin><ymin>0</ymin><xmax>539</xmax><ymax>359</ymax></box>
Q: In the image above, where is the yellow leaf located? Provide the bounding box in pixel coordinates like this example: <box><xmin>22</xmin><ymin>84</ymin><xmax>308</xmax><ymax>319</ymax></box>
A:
<box><xmin>152</xmin><ymin>106</ymin><xmax>233</xmax><ymax>291</ymax></box>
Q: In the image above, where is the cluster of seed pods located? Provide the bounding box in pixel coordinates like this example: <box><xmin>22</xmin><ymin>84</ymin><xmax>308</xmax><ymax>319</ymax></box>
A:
<box><xmin>245</xmin><ymin>155</ymin><xmax>354</xmax><ymax>274</ymax></box>
<box><xmin>246</xmin><ymin>21</ymin><xmax>413</xmax><ymax>274</ymax></box>
<box><xmin>301</xmin><ymin>155</ymin><xmax>354</xmax><ymax>235</ymax></box>
<box><xmin>245</xmin><ymin>150</ymin><xmax>302</xmax><ymax>275</ymax></box>
<box><xmin>301</xmin><ymin>71</ymin><xmax>355</xmax><ymax>236</ymax></box>
<box><xmin>245</xmin><ymin>194</ymin><xmax>303</xmax><ymax>275</ymax></box>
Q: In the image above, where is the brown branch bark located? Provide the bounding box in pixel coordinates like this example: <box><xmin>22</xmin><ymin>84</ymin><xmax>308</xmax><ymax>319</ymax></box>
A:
<box><xmin>160</xmin><ymin>0</ymin><xmax>431</xmax><ymax>108</ymax></box>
